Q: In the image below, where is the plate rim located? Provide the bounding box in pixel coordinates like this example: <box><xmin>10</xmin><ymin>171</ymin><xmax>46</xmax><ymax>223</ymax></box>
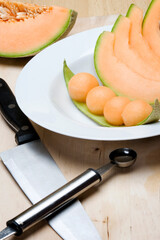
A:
<box><xmin>15</xmin><ymin>25</ymin><xmax>160</xmax><ymax>141</ymax></box>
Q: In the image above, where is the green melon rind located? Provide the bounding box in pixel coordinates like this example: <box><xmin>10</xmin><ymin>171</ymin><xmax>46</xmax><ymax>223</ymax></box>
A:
<box><xmin>95</xmin><ymin>20</ymin><xmax>131</xmax><ymax>98</ymax></box>
<box><xmin>94</xmin><ymin>31</ymin><xmax>160</xmax><ymax>126</ymax></box>
<box><xmin>58</xmin><ymin>10</ymin><xmax>77</xmax><ymax>41</ymax></box>
<box><xmin>63</xmin><ymin>60</ymin><xmax>160</xmax><ymax>127</ymax></box>
<box><xmin>138</xmin><ymin>99</ymin><xmax>160</xmax><ymax>125</ymax></box>
<box><xmin>111</xmin><ymin>14</ymin><xmax>122</xmax><ymax>33</ymax></box>
<box><xmin>126</xmin><ymin>3</ymin><xmax>136</xmax><ymax>17</ymax></box>
<box><xmin>94</xmin><ymin>20</ymin><xmax>158</xmax><ymax>105</ymax></box>
<box><xmin>125</xmin><ymin>4</ymin><xmax>160</xmax><ymax>124</ymax></box>
<box><xmin>142</xmin><ymin>0</ymin><xmax>156</xmax><ymax>28</ymax></box>
<box><xmin>0</xmin><ymin>10</ymin><xmax>77</xmax><ymax>58</ymax></box>
<box><xmin>94</xmin><ymin>31</ymin><xmax>130</xmax><ymax>99</ymax></box>
<box><xmin>63</xmin><ymin>60</ymin><xmax>113</xmax><ymax>127</ymax></box>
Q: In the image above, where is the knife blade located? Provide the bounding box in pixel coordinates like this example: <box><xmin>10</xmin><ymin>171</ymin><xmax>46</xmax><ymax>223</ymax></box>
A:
<box><xmin>0</xmin><ymin>146</ymin><xmax>137</xmax><ymax>240</ymax></box>
<box><xmin>0</xmin><ymin>78</ymin><xmax>101</xmax><ymax>240</ymax></box>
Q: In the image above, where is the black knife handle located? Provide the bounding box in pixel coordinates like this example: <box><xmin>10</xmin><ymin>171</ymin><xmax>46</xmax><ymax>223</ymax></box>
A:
<box><xmin>0</xmin><ymin>78</ymin><xmax>39</xmax><ymax>145</ymax></box>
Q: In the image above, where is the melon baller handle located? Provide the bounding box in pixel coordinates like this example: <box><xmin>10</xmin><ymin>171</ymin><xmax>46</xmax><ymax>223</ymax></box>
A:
<box><xmin>6</xmin><ymin>148</ymin><xmax>137</xmax><ymax>236</ymax></box>
<box><xmin>7</xmin><ymin>168</ymin><xmax>102</xmax><ymax>235</ymax></box>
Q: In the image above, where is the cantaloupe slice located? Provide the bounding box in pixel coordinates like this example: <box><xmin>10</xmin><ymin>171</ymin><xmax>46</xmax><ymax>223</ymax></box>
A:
<box><xmin>0</xmin><ymin>0</ymin><xmax>77</xmax><ymax>57</ymax></box>
<box><xmin>64</xmin><ymin>60</ymin><xmax>160</xmax><ymax>126</ymax></box>
<box><xmin>126</xmin><ymin>4</ymin><xmax>160</xmax><ymax>70</ymax></box>
<box><xmin>112</xmin><ymin>15</ymin><xmax>160</xmax><ymax>81</ymax></box>
<box><xmin>142</xmin><ymin>0</ymin><xmax>160</xmax><ymax>58</ymax></box>
<box><xmin>94</xmin><ymin>31</ymin><xmax>160</xmax><ymax>103</ymax></box>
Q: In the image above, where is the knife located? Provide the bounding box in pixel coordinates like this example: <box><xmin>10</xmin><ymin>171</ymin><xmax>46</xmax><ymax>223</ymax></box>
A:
<box><xmin>0</xmin><ymin>146</ymin><xmax>137</xmax><ymax>240</ymax></box>
<box><xmin>0</xmin><ymin>78</ymin><xmax>101</xmax><ymax>240</ymax></box>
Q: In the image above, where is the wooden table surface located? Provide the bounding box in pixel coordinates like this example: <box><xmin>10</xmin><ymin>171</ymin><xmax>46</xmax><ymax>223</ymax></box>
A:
<box><xmin>1</xmin><ymin>1</ymin><xmax>160</xmax><ymax>240</ymax></box>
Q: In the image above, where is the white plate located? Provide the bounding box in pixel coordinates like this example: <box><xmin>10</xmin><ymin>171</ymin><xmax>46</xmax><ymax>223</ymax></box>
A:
<box><xmin>15</xmin><ymin>25</ymin><xmax>160</xmax><ymax>141</ymax></box>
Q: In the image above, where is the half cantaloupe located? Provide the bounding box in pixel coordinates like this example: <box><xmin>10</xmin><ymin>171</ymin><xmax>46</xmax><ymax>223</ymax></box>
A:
<box><xmin>94</xmin><ymin>31</ymin><xmax>160</xmax><ymax>103</ymax></box>
<box><xmin>126</xmin><ymin>4</ymin><xmax>160</xmax><ymax>70</ymax></box>
<box><xmin>0</xmin><ymin>0</ymin><xmax>77</xmax><ymax>57</ymax></box>
<box><xmin>111</xmin><ymin>15</ymin><xmax>160</xmax><ymax>81</ymax></box>
<box><xmin>142</xmin><ymin>0</ymin><xmax>160</xmax><ymax>58</ymax></box>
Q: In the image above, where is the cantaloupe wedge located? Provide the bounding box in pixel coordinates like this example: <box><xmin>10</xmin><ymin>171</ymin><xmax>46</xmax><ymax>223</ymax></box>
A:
<box><xmin>112</xmin><ymin>15</ymin><xmax>160</xmax><ymax>81</ymax></box>
<box><xmin>64</xmin><ymin>60</ymin><xmax>160</xmax><ymax>126</ymax></box>
<box><xmin>142</xmin><ymin>0</ymin><xmax>160</xmax><ymax>58</ymax></box>
<box><xmin>0</xmin><ymin>0</ymin><xmax>77</xmax><ymax>57</ymax></box>
<box><xmin>126</xmin><ymin>4</ymin><xmax>160</xmax><ymax>70</ymax></box>
<box><xmin>94</xmin><ymin>31</ymin><xmax>160</xmax><ymax>103</ymax></box>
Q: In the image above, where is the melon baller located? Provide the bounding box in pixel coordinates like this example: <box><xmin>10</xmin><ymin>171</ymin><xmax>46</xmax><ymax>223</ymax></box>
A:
<box><xmin>0</xmin><ymin>147</ymin><xmax>137</xmax><ymax>240</ymax></box>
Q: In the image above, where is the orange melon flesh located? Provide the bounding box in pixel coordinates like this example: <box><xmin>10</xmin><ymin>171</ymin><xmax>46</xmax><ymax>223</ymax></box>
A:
<box><xmin>142</xmin><ymin>0</ymin><xmax>160</xmax><ymax>58</ymax></box>
<box><xmin>68</xmin><ymin>72</ymin><xmax>99</xmax><ymax>102</ymax></box>
<box><xmin>86</xmin><ymin>86</ymin><xmax>116</xmax><ymax>115</ymax></box>
<box><xmin>103</xmin><ymin>96</ymin><xmax>130</xmax><ymax>126</ymax></box>
<box><xmin>122</xmin><ymin>100</ymin><xmax>153</xmax><ymax>126</ymax></box>
<box><xmin>0</xmin><ymin>1</ymin><xmax>77</xmax><ymax>57</ymax></box>
<box><xmin>126</xmin><ymin>4</ymin><xmax>160</xmax><ymax>70</ymax></box>
<box><xmin>112</xmin><ymin>15</ymin><xmax>160</xmax><ymax>81</ymax></box>
<box><xmin>94</xmin><ymin>31</ymin><xmax>160</xmax><ymax>103</ymax></box>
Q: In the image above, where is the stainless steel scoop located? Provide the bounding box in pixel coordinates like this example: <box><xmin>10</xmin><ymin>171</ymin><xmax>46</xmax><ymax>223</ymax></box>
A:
<box><xmin>0</xmin><ymin>148</ymin><xmax>137</xmax><ymax>240</ymax></box>
<box><xmin>98</xmin><ymin>148</ymin><xmax>137</xmax><ymax>180</ymax></box>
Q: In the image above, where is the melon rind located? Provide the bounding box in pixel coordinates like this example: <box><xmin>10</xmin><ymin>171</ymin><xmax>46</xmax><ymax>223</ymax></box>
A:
<box><xmin>64</xmin><ymin>60</ymin><xmax>160</xmax><ymax>127</ymax></box>
<box><xmin>63</xmin><ymin>60</ymin><xmax>113</xmax><ymax>127</ymax></box>
<box><xmin>94</xmin><ymin>32</ymin><xmax>123</xmax><ymax>97</ymax></box>
<box><xmin>111</xmin><ymin>14</ymin><xmax>121</xmax><ymax>33</ymax></box>
<box><xmin>142</xmin><ymin>0</ymin><xmax>156</xmax><ymax>27</ymax></box>
<box><xmin>138</xmin><ymin>99</ymin><xmax>160</xmax><ymax>125</ymax></box>
<box><xmin>58</xmin><ymin>10</ymin><xmax>77</xmax><ymax>41</ymax></box>
<box><xmin>142</xmin><ymin>0</ymin><xmax>160</xmax><ymax>58</ymax></box>
<box><xmin>126</xmin><ymin>3</ymin><xmax>160</xmax><ymax>76</ymax></box>
<box><xmin>94</xmin><ymin>30</ymin><xmax>160</xmax><ymax>103</ymax></box>
<box><xmin>126</xmin><ymin>3</ymin><xmax>135</xmax><ymax>17</ymax></box>
<box><xmin>111</xmin><ymin>14</ymin><xmax>160</xmax><ymax>81</ymax></box>
<box><xmin>0</xmin><ymin>9</ymin><xmax>77</xmax><ymax>58</ymax></box>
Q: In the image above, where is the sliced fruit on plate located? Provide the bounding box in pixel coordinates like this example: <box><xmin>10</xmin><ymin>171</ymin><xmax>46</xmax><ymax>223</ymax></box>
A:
<box><xmin>103</xmin><ymin>96</ymin><xmax>130</xmax><ymax>126</ymax></box>
<box><xmin>86</xmin><ymin>86</ymin><xmax>116</xmax><ymax>115</ymax></box>
<box><xmin>112</xmin><ymin>15</ymin><xmax>160</xmax><ymax>81</ymax></box>
<box><xmin>68</xmin><ymin>72</ymin><xmax>99</xmax><ymax>102</ymax></box>
<box><xmin>122</xmin><ymin>99</ymin><xmax>153</xmax><ymax>126</ymax></box>
<box><xmin>142</xmin><ymin>0</ymin><xmax>160</xmax><ymax>58</ymax></box>
<box><xmin>94</xmin><ymin>31</ymin><xmax>160</xmax><ymax>103</ymax></box>
<box><xmin>63</xmin><ymin>60</ymin><xmax>160</xmax><ymax>126</ymax></box>
<box><xmin>139</xmin><ymin>99</ymin><xmax>160</xmax><ymax>125</ymax></box>
<box><xmin>0</xmin><ymin>0</ymin><xmax>77</xmax><ymax>58</ymax></box>
<box><xmin>126</xmin><ymin>4</ymin><xmax>160</xmax><ymax>70</ymax></box>
<box><xmin>63</xmin><ymin>60</ymin><xmax>113</xmax><ymax>127</ymax></box>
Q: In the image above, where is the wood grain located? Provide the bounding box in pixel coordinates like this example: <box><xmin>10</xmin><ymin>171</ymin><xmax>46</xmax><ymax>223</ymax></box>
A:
<box><xmin>10</xmin><ymin>0</ymin><xmax>151</xmax><ymax>17</ymax></box>
<box><xmin>1</xmin><ymin>1</ymin><xmax>160</xmax><ymax>240</ymax></box>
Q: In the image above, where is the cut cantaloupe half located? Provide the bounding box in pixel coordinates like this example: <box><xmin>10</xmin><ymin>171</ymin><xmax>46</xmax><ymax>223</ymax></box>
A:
<box><xmin>142</xmin><ymin>0</ymin><xmax>160</xmax><ymax>58</ymax></box>
<box><xmin>126</xmin><ymin>4</ymin><xmax>160</xmax><ymax>70</ymax></box>
<box><xmin>94</xmin><ymin>31</ymin><xmax>160</xmax><ymax>103</ymax></box>
<box><xmin>0</xmin><ymin>0</ymin><xmax>77</xmax><ymax>57</ymax></box>
<box><xmin>112</xmin><ymin>15</ymin><xmax>160</xmax><ymax>81</ymax></box>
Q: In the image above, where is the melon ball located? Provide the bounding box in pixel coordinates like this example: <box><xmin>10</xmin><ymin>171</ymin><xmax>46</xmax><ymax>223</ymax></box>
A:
<box><xmin>68</xmin><ymin>72</ymin><xmax>99</xmax><ymax>102</ymax></box>
<box><xmin>86</xmin><ymin>86</ymin><xmax>116</xmax><ymax>115</ymax></box>
<box><xmin>103</xmin><ymin>96</ymin><xmax>130</xmax><ymax>125</ymax></box>
<box><xmin>122</xmin><ymin>99</ymin><xmax>152</xmax><ymax>126</ymax></box>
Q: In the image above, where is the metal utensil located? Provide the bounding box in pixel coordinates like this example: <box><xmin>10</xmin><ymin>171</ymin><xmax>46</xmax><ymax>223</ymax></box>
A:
<box><xmin>0</xmin><ymin>147</ymin><xmax>137</xmax><ymax>240</ymax></box>
<box><xmin>0</xmin><ymin>78</ymin><xmax>101</xmax><ymax>240</ymax></box>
